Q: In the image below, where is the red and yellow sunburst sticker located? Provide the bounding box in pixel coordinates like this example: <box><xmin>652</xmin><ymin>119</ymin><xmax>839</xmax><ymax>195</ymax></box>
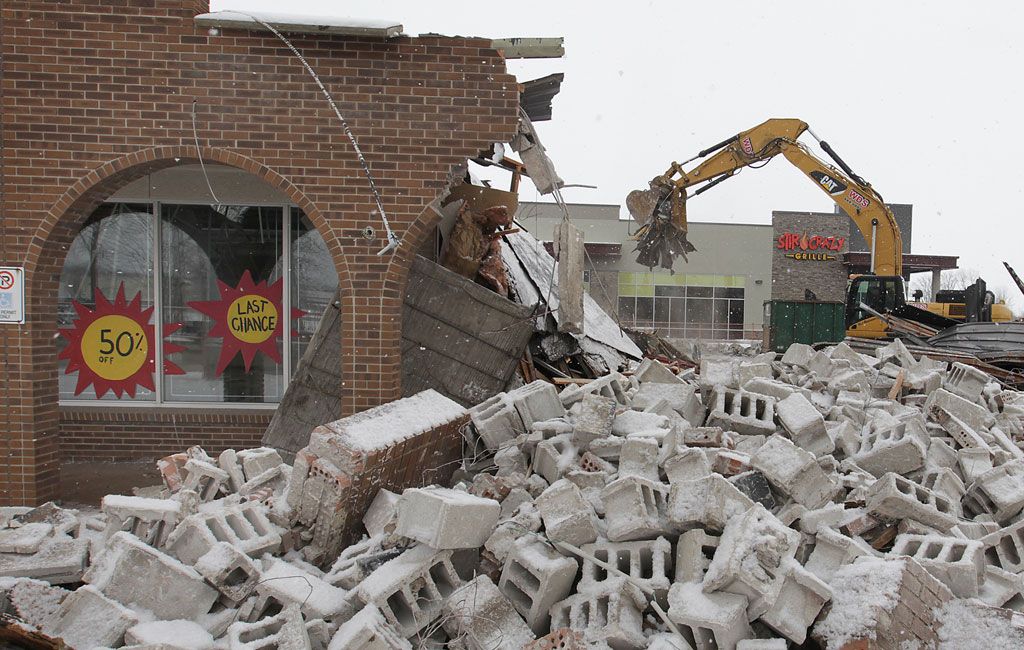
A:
<box><xmin>59</xmin><ymin>284</ymin><xmax>185</xmax><ymax>398</ymax></box>
<box><xmin>187</xmin><ymin>270</ymin><xmax>302</xmax><ymax>376</ymax></box>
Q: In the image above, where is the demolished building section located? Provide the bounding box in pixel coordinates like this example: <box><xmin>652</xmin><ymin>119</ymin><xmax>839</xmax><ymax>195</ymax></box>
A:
<box><xmin>6</xmin><ymin>338</ymin><xmax>1024</xmax><ymax>647</ymax></box>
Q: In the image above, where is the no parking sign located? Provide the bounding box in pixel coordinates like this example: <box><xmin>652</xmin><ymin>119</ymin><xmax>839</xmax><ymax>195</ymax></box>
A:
<box><xmin>0</xmin><ymin>267</ymin><xmax>25</xmax><ymax>324</ymax></box>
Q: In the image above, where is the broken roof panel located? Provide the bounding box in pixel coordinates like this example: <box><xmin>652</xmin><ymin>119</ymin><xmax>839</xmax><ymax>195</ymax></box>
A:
<box><xmin>195</xmin><ymin>11</ymin><xmax>403</xmax><ymax>38</ymax></box>
<box><xmin>490</xmin><ymin>37</ymin><xmax>565</xmax><ymax>59</ymax></box>
<box><xmin>520</xmin><ymin>73</ymin><xmax>564</xmax><ymax>122</ymax></box>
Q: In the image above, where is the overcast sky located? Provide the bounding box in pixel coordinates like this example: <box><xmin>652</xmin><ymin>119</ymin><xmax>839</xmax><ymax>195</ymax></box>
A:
<box><xmin>211</xmin><ymin>0</ymin><xmax>1024</xmax><ymax>312</ymax></box>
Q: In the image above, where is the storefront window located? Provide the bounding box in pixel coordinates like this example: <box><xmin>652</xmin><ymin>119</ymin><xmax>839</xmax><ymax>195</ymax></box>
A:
<box><xmin>616</xmin><ymin>272</ymin><xmax>747</xmax><ymax>339</ymax></box>
<box><xmin>57</xmin><ymin>202</ymin><xmax>337</xmax><ymax>406</ymax></box>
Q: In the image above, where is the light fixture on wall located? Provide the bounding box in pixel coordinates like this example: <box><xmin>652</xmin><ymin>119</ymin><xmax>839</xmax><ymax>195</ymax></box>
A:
<box><xmin>754</xmin><ymin>279</ymin><xmax>764</xmax><ymax>285</ymax></box>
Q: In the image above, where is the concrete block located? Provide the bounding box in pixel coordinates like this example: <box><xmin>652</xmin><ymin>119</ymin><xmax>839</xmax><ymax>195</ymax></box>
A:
<box><xmin>254</xmin><ymin>556</ymin><xmax>354</xmax><ymax>621</ymax></box>
<box><xmin>926</xmin><ymin>388</ymin><xmax>996</xmax><ymax>433</ymax></box>
<box><xmin>927</xmin><ymin>436</ymin><xmax>959</xmax><ymax>472</ymax></box>
<box><xmin>533</xmin><ymin>434</ymin><xmax>577</xmax><ymax>484</ymax></box>
<box><xmin>742</xmin><ymin>376</ymin><xmax>811</xmax><ymax>403</ymax></box>
<box><xmin>750</xmin><ymin>435</ymin><xmax>837</xmax><ymax>509</ymax></box>
<box><xmin>602</xmin><ymin>476</ymin><xmax>669</xmax><ymax>542</ymax></box>
<box><xmin>0</xmin><ymin>522</ymin><xmax>53</xmax><ymax>554</ymax></box>
<box><xmin>0</xmin><ymin>535</ymin><xmax>90</xmax><ymax>584</ymax></box>
<box><xmin>981</xmin><ymin>519</ymin><xmax>1024</xmax><ymax>574</ymax></box>
<box><xmin>535</xmin><ymin>479</ymin><xmax>598</xmax><ymax>547</ymax></box>
<box><xmin>194</xmin><ymin>541</ymin><xmax>261</xmax><ymax>605</ymax></box>
<box><xmin>619</xmin><ymin>437</ymin><xmax>660</xmax><ymax>481</ymax></box>
<box><xmin>218</xmin><ymin>448</ymin><xmax>247</xmax><ymax>493</ymax></box>
<box><xmin>853</xmin><ymin>420</ymin><xmax>928</xmax><ymax>477</ymax></box>
<box><xmin>612</xmin><ymin>409</ymin><xmax>673</xmax><ymax>438</ymax></box>
<box><xmin>499</xmin><ymin>537</ymin><xmax>578</xmax><ymax>635</ymax></box>
<box><xmin>165</xmin><ymin>502</ymin><xmax>282</xmax><ymax>565</ymax></box>
<box><xmin>559</xmin><ymin>372</ymin><xmax>629</xmax><ymax>407</ymax></box>
<box><xmin>227</xmin><ymin>603</ymin><xmax>310</xmax><ymax>650</ymax></box>
<box><xmin>703</xmin><ymin>505</ymin><xmax>799</xmax><ymax>620</ymax></box>
<box><xmin>944</xmin><ymin>362</ymin><xmax>991</xmax><ymax>402</ymax></box>
<box><xmin>775</xmin><ymin>393</ymin><xmax>831</xmax><ymax>455</ymax></box>
<box><xmin>759</xmin><ymin>562</ymin><xmax>831</xmax><ymax>644</ymax></box>
<box><xmin>736</xmin><ymin>641</ymin><xmax>787</xmax><ymax>650</ymax></box>
<box><xmin>978</xmin><ymin>565</ymin><xmax>1024</xmax><ymax>609</ymax></box>
<box><xmin>395</xmin><ymin>487</ymin><xmax>500</xmax><ymax>550</ymax></box>
<box><xmin>890</xmin><ymin>533</ymin><xmax>985</xmax><ymax>597</ymax></box>
<box><xmin>182</xmin><ymin>458</ymin><xmax>230</xmax><ymax>502</ymax></box>
<box><xmin>804</xmin><ymin>527</ymin><xmax>875</xmax><ymax>582</ymax></box>
<box><xmin>327</xmin><ymin>604</ymin><xmax>411</xmax><ymax>650</ymax></box>
<box><xmin>780</xmin><ymin>343</ymin><xmax>815</xmax><ymax>368</ymax></box>
<box><xmin>636</xmin><ymin>357</ymin><xmax>685</xmax><ymax>384</ymax></box>
<box><xmin>85</xmin><ymin>531</ymin><xmax>219</xmax><ymax>620</ymax></box>
<box><xmin>484</xmin><ymin>506</ymin><xmax>542</xmax><ymax>564</ymax></box>
<box><xmin>664</xmin><ymin>448</ymin><xmax>712</xmax><ymax>484</ymax></box>
<box><xmin>42</xmin><ymin>585</ymin><xmax>139</xmax><ymax>650</ymax></box>
<box><xmin>441</xmin><ymin>575</ymin><xmax>534</xmax><ymax>650</ymax></box>
<box><xmin>865</xmin><ymin>472</ymin><xmax>957</xmax><ymax>532</ymax></box>
<box><xmin>508</xmin><ymin>380</ymin><xmax>567</xmax><ymax>428</ymax></box>
<box><xmin>470</xmin><ymin>393</ymin><xmax>526</xmax><ymax>451</ymax></box>
<box><xmin>357</xmin><ymin>544</ymin><xmax>463</xmax><ymax>638</ymax></box>
<box><xmin>101</xmin><ymin>494</ymin><xmax>181</xmax><ymax>548</ymax></box>
<box><xmin>711</xmin><ymin>449</ymin><xmax>752</xmax><ymax>477</ymax></box>
<box><xmin>550</xmin><ymin>579</ymin><xmax>646</xmax><ymax>649</ymax></box>
<box><xmin>964</xmin><ymin>459</ymin><xmax>1024</xmax><ymax>523</ymax></box>
<box><xmin>579</xmin><ymin>536</ymin><xmax>673</xmax><ymax>605</ymax></box>
<box><xmin>706</xmin><ymin>387</ymin><xmax>776</xmax><ymax>436</ymax></box>
<box><xmin>632</xmin><ymin>382</ymin><xmax>706</xmax><ymax>427</ymax></box>
<box><xmin>737</xmin><ymin>361</ymin><xmax>773</xmax><ymax>386</ymax></box>
<box><xmin>236</xmin><ymin>447</ymin><xmax>283</xmax><ymax>481</ymax></box>
<box><xmin>681</xmin><ymin>426</ymin><xmax>728</xmax><ymax>448</ymax></box>
<box><xmin>667</xmin><ymin>474</ymin><xmax>754</xmax><ymax>532</ymax></box>
<box><xmin>959</xmin><ymin>446</ymin><xmax>995</xmax><ymax>484</ymax></box>
<box><xmin>667</xmin><ymin>581</ymin><xmax>752</xmax><ymax>650</ymax></box>
<box><xmin>125</xmin><ymin>620</ymin><xmax>214</xmax><ymax>649</ymax></box>
<box><xmin>572</xmin><ymin>393</ymin><xmax>617</xmax><ymax>448</ymax></box>
<box><xmin>675</xmin><ymin>529</ymin><xmax>720</xmax><ymax>583</ymax></box>
<box><xmin>699</xmin><ymin>358</ymin><xmax>738</xmax><ymax>392</ymax></box>
<box><xmin>362</xmin><ymin>489</ymin><xmax>400</xmax><ymax>538</ymax></box>
<box><xmin>921</xmin><ymin>468</ymin><xmax>965</xmax><ymax>515</ymax></box>
<box><xmin>522</xmin><ymin>628</ymin><xmax>587</xmax><ymax>650</ymax></box>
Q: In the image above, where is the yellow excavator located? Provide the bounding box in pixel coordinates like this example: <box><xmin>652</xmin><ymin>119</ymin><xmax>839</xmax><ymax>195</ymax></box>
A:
<box><xmin>626</xmin><ymin>118</ymin><xmax>958</xmax><ymax>339</ymax></box>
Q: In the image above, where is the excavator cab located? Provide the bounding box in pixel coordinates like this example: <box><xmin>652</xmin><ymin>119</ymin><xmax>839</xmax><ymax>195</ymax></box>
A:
<box><xmin>845</xmin><ymin>275</ymin><xmax>959</xmax><ymax>338</ymax></box>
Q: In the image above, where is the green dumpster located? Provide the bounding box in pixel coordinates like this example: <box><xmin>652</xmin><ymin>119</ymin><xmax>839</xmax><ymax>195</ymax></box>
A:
<box><xmin>763</xmin><ymin>300</ymin><xmax>846</xmax><ymax>353</ymax></box>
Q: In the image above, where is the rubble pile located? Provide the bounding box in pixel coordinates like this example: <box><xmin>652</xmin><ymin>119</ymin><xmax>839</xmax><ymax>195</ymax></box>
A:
<box><xmin>6</xmin><ymin>341</ymin><xmax>1024</xmax><ymax>648</ymax></box>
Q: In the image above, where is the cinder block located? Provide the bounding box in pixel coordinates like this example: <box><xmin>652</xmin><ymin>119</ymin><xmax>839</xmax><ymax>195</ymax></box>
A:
<box><xmin>632</xmin><ymin>382</ymin><xmax>706</xmax><ymax>427</ymax></box>
<box><xmin>470</xmin><ymin>394</ymin><xmax>526</xmax><ymax>451</ymax></box>
<box><xmin>125</xmin><ymin>620</ymin><xmax>214</xmax><ymax>648</ymax></box>
<box><xmin>890</xmin><ymin>533</ymin><xmax>985</xmax><ymax>597</ymax></box>
<box><xmin>982</xmin><ymin>519</ymin><xmax>1024</xmax><ymax>574</ymax></box>
<box><xmin>601</xmin><ymin>476</ymin><xmax>669</xmax><ymax>542</ymax></box>
<box><xmin>664</xmin><ymin>448</ymin><xmax>712</xmax><ymax>484</ymax></box>
<box><xmin>804</xmin><ymin>527</ymin><xmax>874</xmax><ymax>582</ymax></box>
<box><xmin>328</xmin><ymin>604</ymin><xmax>411</xmax><ymax>650</ymax></box>
<box><xmin>226</xmin><ymin>603</ymin><xmax>311</xmax><ymax>649</ymax></box>
<box><xmin>758</xmin><ymin>563</ymin><xmax>831</xmax><ymax>644</ymax></box>
<box><xmin>618</xmin><ymin>437</ymin><xmax>660</xmax><ymax>481</ymax></box>
<box><xmin>0</xmin><ymin>535</ymin><xmax>90</xmax><ymax>584</ymax></box>
<box><xmin>484</xmin><ymin>506</ymin><xmax>542</xmax><ymax>564</ymax></box>
<box><xmin>362</xmin><ymin>489</ymin><xmax>400</xmax><ymax>538</ymax></box>
<box><xmin>507</xmin><ymin>380</ymin><xmax>567</xmax><ymax>428</ymax></box>
<box><xmin>0</xmin><ymin>522</ymin><xmax>53</xmax><ymax>554</ymax></box>
<box><xmin>865</xmin><ymin>472</ymin><xmax>957</xmax><ymax>532</ymax></box>
<box><xmin>944</xmin><ymin>362</ymin><xmax>991</xmax><ymax>402</ymax></box>
<box><xmin>964</xmin><ymin>459</ymin><xmax>1024</xmax><ymax>523</ymax></box>
<box><xmin>925</xmin><ymin>388</ymin><xmax>996</xmax><ymax>433</ymax></box>
<box><xmin>356</xmin><ymin>544</ymin><xmax>463</xmax><ymax>638</ymax></box>
<box><xmin>559</xmin><ymin>372</ymin><xmax>629</xmax><ymax>407</ymax></box>
<box><xmin>522</xmin><ymin>628</ymin><xmax>587</xmax><ymax>650</ymax></box>
<box><xmin>781</xmin><ymin>343</ymin><xmax>815</xmax><ymax>368</ymax></box>
<box><xmin>165</xmin><ymin>502</ymin><xmax>282</xmax><ymax>565</ymax></box>
<box><xmin>572</xmin><ymin>393</ymin><xmax>617</xmax><ymax>448</ymax></box>
<box><xmin>550</xmin><ymin>579</ymin><xmax>647</xmax><ymax>649</ymax></box>
<box><xmin>750</xmin><ymin>435</ymin><xmax>837</xmax><ymax>509</ymax></box>
<box><xmin>636</xmin><ymin>358</ymin><xmax>686</xmax><ymax>384</ymax></box>
<box><xmin>236</xmin><ymin>447</ymin><xmax>283</xmax><ymax>481</ymax></box>
<box><xmin>706</xmin><ymin>387</ymin><xmax>777</xmax><ymax>436</ymax></box>
<box><xmin>182</xmin><ymin>458</ymin><xmax>230</xmax><ymax>502</ymax></box>
<box><xmin>667</xmin><ymin>474</ymin><xmax>754</xmax><ymax>532</ymax></box>
<box><xmin>42</xmin><ymin>585</ymin><xmax>139</xmax><ymax>650</ymax></box>
<box><xmin>675</xmin><ymin>529</ymin><xmax>720</xmax><ymax>583</ymax></box>
<box><xmin>85</xmin><ymin>531</ymin><xmax>219</xmax><ymax>621</ymax></box>
<box><xmin>667</xmin><ymin>581</ymin><xmax>752</xmax><ymax>650</ymax></box>
<box><xmin>194</xmin><ymin>541</ymin><xmax>261</xmax><ymax>605</ymax></box>
<box><xmin>100</xmin><ymin>495</ymin><xmax>181</xmax><ymax>548</ymax></box>
<box><xmin>395</xmin><ymin>487</ymin><xmax>500</xmax><ymax>550</ymax></box>
<box><xmin>703</xmin><ymin>505</ymin><xmax>799</xmax><ymax>620</ymax></box>
<box><xmin>853</xmin><ymin>420</ymin><xmax>927</xmax><ymax>477</ymax></box>
<box><xmin>498</xmin><ymin>537</ymin><xmax>578</xmax><ymax>635</ymax></box>
<box><xmin>441</xmin><ymin>575</ymin><xmax>535</xmax><ymax>650</ymax></box>
<box><xmin>579</xmin><ymin>536</ymin><xmax>673</xmax><ymax>605</ymax></box>
<box><xmin>218</xmin><ymin>448</ymin><xmax>247</xmax><ymax>493</ymax></box>
<box><xmin>535</xmin><ymin>479</ymin><xmax>598</xmax><ymax>547</ymax></box>
<box><xmin>253</xmin><ymin>556</ymin><xmax>354</xmax><ymax>622</ymax></box>
<box><xmin>775</xmin><ymin>393</ymin><xmax>831</xmax><ymax>455</ymax></box>
<box><xmin>533</xmin><ymin>434</ymin><xmax>576</xmax><ymax>484</ymax></box>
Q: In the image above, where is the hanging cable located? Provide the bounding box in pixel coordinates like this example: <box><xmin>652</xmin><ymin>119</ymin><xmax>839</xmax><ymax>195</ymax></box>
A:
<box><xmin>191</xmin><ymin>100</ymin><xmax>221</xmax><ymax>205</ymax></box>
<box><xmin>215</xmin><ymin>10</ymin><xmax>399</xmax><ymax>255</ymax></box>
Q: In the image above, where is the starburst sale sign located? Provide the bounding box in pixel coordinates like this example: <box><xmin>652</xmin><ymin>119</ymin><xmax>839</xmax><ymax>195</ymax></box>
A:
<box><xmin>59</xmin><ymin>285</ymin><xmax>184</xmax><ymax>397</ymax></box>
<box><xmin>188</xmin><ymin>270</ymin><xmax>301</xmax><ymax>376</ymax></box>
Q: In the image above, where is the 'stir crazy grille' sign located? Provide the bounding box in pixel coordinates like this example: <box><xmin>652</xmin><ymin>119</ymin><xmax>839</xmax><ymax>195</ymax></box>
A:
<box><xmin>776</xmin><ymin>232</ymin><xmax>846</xmax><ymax>262</ymax></box>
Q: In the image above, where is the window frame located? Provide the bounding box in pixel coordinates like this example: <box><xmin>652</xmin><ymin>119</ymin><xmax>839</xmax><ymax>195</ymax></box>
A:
<box><xmin>59</xmin><ymin>200</ymin><xmax>308</xmax><ymax>410</ymax></box>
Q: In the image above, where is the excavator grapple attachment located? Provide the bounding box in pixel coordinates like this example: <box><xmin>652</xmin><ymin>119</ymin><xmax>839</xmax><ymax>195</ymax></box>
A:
<box><xmin>625</xmin><ymin>186</ymin><xmax>665</xmax><ymax>226</ymax></box>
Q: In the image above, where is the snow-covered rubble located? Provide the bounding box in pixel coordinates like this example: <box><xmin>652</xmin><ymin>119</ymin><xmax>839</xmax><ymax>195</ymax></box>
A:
<box><xmin>6</xmin><ymin>340</ymin><xmax>1024</xmax><ymax>648</ymax></box>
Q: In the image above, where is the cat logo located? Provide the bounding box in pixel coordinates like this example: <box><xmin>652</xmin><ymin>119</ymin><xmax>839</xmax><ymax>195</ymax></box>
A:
<box><xmin>740</xmin><ymin>136</ymin><xmax>754</xmax><ymax>156</ymax></box>
<box><xmin>809</xmin><ymin>170</ymin><xmax>847</xmax><ymax>196</ymax></box>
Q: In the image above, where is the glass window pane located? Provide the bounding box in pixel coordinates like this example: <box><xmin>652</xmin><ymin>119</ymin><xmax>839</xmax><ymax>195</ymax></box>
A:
<box><xmin>670</xmin><ymin>297</ymin><xmax>687</xmax><ymax>327</ymax></box>
<box><xmin>291</xmin><ymin>213</ymin><xmax>339</xmax><ymax>364</ymax></box>
<box><xmin>687</xmin><ymin>298</ymin><xmax>712</xmax><ymax>325</ymax></box>
<box><xmin>57</xmin><ymin>203</ymin><xmax>155</xmax><ymax>401</ymax></box>
<box><xmin>654</xmin><ymin>297</ymin><xmax>670</xmax><ymax>330</ymax></box>
<box><xmin>687</xmin><ymin>286</ymin><xmax>712</xmax><ymax>298</ymax></box>
<box><xmin>729</xmin><ymin>300</ymin><xmax>745</xmax><ymax>325</ymax></box>
<box><xmin>618</xmin><ymin>297</ymin><xmax>636</xmax><ymax>323</ymax></box>
<box><xmin>635</xmin><ymin>297</ymin><xmax>654</xmax><ymax>326</ymax></box>
<box><xmin>713</xmin><ymin>298</ymin><xmax>729</xmax><ymax>326</ymax></box>
<box><xmin>161</xmin><ymin>204</ymin><xmax>284</xmax><ymax>403</ymax></box>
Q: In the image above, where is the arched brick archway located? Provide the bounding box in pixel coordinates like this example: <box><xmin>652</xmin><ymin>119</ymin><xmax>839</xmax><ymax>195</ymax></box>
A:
<box><xmin>12</xmin><ymin>147</ymin><xmax>347</xmax><ymax>503</ymax></box>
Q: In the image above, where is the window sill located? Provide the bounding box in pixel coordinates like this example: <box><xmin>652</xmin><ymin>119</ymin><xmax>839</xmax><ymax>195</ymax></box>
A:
<box><xmin>59</xmin><ymin>401</ymin><xmax>279</xmax><ymax>413</ymax></box>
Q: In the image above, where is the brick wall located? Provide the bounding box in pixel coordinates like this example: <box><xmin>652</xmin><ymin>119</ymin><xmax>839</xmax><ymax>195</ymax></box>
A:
<box><xmin>0</xmin><ymin>0</ymin><xmax>521</xmax><ymax>504</ymax></box>
<box><xmin>771</xmin><ymin>211</ymin><xmax>851</xmax><ymax>303</ymax></box>
<box><xmin>60</xmin><ymin>407</ymin><xmax>271</xmax><ymax>461</ymax></box>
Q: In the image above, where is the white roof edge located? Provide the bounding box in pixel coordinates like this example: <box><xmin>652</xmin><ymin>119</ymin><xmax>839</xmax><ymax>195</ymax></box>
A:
<box><xmin>195</xmin><ymin>11</ymin><xmax>403</xmax><ymax>39</ymax></box>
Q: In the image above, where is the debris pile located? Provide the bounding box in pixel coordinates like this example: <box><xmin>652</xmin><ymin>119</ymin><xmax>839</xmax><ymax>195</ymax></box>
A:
<box><xmin>6</xmin><ymin>341</ymin><xmax>1024</xmax><ymax>648</ymax></box>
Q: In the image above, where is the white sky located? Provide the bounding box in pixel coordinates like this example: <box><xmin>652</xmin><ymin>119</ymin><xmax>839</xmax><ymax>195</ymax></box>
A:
<box><xmin>210</xmin><ymin>0</ymin><xmax>1024</xmax><ymax>313</ymax></box>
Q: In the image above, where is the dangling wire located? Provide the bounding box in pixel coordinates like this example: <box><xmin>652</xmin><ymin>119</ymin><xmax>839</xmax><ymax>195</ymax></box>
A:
<box><xmin>191</xmin><ymin>99</ymin><xmax>222</xmax><ymax>205</ymax></box>
<box><xmin>215</xmin><ymin>10</ymin><xmax>399</xmax><ymax>255</ymax></box>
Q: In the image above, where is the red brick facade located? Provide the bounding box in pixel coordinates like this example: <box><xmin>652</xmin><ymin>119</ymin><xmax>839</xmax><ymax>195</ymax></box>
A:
<box><xmin>0</xmin><ymin>0</ymin><xmax>520</xmax><ymax>503</ymax></box>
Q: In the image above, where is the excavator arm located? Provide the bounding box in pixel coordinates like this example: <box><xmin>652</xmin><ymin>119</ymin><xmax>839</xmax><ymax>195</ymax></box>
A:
<box><xmin>628</xmin><ymin>118</ymin><xmax>903</xmax><ymax>276</ymax></box>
